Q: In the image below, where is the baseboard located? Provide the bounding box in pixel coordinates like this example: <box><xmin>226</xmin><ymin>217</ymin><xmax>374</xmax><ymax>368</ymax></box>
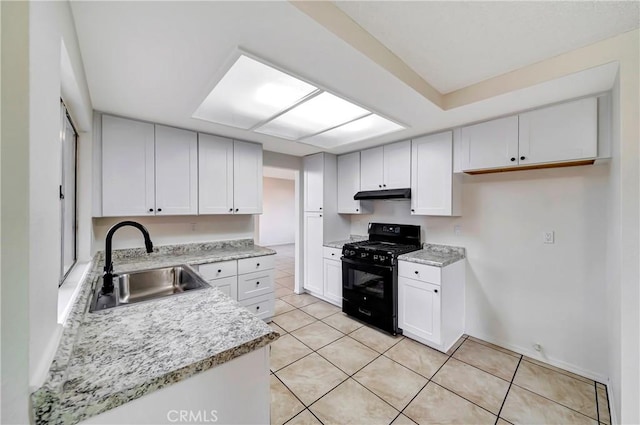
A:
<box><xmin>607</xmin><ymin>383</ymin><xmax>618</xmax><ymax>425</ymax></box>
<box><xmin>467</xmin><ymin>331</ymin><xmax>608</xmax><ymax>383</ymax></box>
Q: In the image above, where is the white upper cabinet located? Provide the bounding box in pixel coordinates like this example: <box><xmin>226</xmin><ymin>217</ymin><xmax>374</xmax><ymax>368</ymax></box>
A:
<box><xmin>102</xmin><ymin>115</ymin><xmax>156</xmax><ymax>217</ymax></box>
<box><xmin>360</xmin><ymin>147</ymin><xmax>384</xmax><ymax>191</ymax></box>
<box><xmin>199</xmin><ymin>137</ymin><xmax>262</xmax><ymax>215</ymax></box>
<box><xmin>460</xmin><ymin>97</ymin><xmax>598</xmax><ymax>172</ymax></box>
<box><xmin>337</xmin><ymin>152</ymin><xmax>367</xmax><ymax>214</ymax></box>
<box><xmin>233</xmin><ymin>141</ymin><xmax>263</xmax><ymax>214</ymax></box>
<box><xmin>383</xmin><ymin>140</ymin><xmax>411</xmax><ymax>189</ymax></box>
<box><xmin>154</xmin><ymin>125</ymin><xmax>198</xmax><ymax>215</ymax></box>
<box><xmin>304</xmin><ymin>153</ymin><xmax>324</xmax><ymax>212</ymax></box>
<box><xmin>360</xmin><ymin>141</ymin><xmax>411</xmax><ymax>190</ymax></box>
<box><xmin>460</xmin><ymin>116</ymin><xmax>519</xmax><ymax>171</ymax></box>
<box><xmin>411</xmin><ymin>131</ymin><xmax>461</xmax><ymax>216</ymax></box>
<box><xmin>198</xmin><ymin>134</ymin><xmax>234</xmax><ymax>214</ymax></box>
<box><xmin>518</xmin><ymin>97</ymin><xmax>597</xmax><ymax>165</ymax></box>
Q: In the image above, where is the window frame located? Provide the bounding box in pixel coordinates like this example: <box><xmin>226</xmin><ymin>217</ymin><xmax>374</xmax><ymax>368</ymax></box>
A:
<box><xmin>59</xmin><ymin>100</ymin><xmax>78</xmax><ymax>286</ymax></box>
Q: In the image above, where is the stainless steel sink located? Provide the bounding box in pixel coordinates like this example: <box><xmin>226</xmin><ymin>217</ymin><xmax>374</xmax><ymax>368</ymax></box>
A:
<box><xmin>89</xmin><ymin>265</ymin><xmax>209</xmax><ymax>312</ymax></box>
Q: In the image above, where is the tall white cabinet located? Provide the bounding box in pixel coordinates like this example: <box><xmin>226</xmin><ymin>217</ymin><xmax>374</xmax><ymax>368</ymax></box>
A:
<box><xmin>411</xmin><ymin>131</ymin><xmax>461</xmax><ymax>216</ymax></box>
<box><xmin>101</xmin><ymin>116</ymin><xmax>198</xmax><ymax>217</ymax></box>
<box><xmin>303</xmin><ymin>153</ymin><xmax>350</xmax><ymax>304</ymax></box>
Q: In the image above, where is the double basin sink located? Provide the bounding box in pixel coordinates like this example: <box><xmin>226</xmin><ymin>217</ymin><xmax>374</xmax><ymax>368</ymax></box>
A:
<box><xmin>90</xmin><ymin>265</ymin><xmax>209</xmax><ymax>312</ymax></box>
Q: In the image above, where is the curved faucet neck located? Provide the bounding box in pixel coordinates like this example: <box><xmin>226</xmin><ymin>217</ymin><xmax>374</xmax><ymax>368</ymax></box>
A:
<box><xmin>103</xmin><ymin>221</ymin><xmax>154</xmax><ymax>294</ymax></box>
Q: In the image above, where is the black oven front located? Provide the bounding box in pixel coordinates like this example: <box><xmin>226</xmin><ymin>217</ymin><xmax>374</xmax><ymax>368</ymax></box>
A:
<box><xmin>342</xmin><ymin>257</ymin><xmax>398</xmax><ymax>335</ymax></box>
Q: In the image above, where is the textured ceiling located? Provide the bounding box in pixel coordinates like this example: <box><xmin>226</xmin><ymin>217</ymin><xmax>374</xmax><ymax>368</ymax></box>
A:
<box><xmin>335</xmin><ymin>1</ymin><xmax>639</xmax><ymax>93</ymax></box>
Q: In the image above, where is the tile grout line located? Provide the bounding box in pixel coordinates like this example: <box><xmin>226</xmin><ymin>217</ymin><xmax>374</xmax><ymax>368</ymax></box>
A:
<box><xmin>509</xmin><ymin>381</ymin><xmax>600</xmax><ymax>421</ymax></box>
<box><xmin>594</xmin><ymin>381</ymin><xmax>601</xmax><ymax>423</ymax></box>
<box><xmin>397</xmin><ymin>336</ymin><xmax>469</xmax><ymax>423</ymax></box>
<box><xmin>494</xmin><ymin>355</ymin><xmax>523</xmax><ymax>424</ymax></box>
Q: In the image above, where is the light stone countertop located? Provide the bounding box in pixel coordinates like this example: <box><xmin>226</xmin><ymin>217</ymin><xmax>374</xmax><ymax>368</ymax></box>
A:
<box><xmin>398</xmin><ymin>243</ymin><xmax>466</xmax><ymax>267</ymax></box>
<box><xmin>324</xmin><ymin>235</ymin><xmax>368</xmax><ymax>249</ymax></box>
<box><xmin>31</xmin><ymin>239</ymin><xmax>278</xmax><ymax>425</ymax></box>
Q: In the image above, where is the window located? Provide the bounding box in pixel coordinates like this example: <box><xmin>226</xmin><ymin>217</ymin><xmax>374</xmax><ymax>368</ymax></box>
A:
<box><xmin>60</xmin><ymin>101</ymin><xmax>78</xmax><ymax>285</ymax></box>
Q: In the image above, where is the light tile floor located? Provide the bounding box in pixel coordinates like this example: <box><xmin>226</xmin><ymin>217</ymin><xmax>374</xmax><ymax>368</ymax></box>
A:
<box><xmin>266</xmin><ymin>245</ymin><xmax>611</xmax><ymax>425</ymax></box>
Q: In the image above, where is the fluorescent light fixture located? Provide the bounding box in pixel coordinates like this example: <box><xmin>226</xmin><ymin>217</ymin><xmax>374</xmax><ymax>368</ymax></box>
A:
<box><xmin>193</xmin><ymin>53</ymin><xmax>406</xmax><ymax>146</ymax></box>
<box><xmin>193</xmin><ymin>55</ymin><xmax>317</xmax><ymax>129</ymax></box>
<box><xmin>303</xmin><ymin>114</ymin><xmax>405</xmax><ymax>148</ymax></box>
<box><xmin>255</xmin><ymin>92</ymin><xmax>370</xmax><ymax>140</ymax></box>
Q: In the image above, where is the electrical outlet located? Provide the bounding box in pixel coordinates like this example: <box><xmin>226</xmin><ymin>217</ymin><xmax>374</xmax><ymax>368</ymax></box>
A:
<box><xmin>543</xmin><ymin>231</ymin><xmax>554</xmax><ymax>244</ymax></box>
<box><xmin>191</xmin><ymin>223</ymin><xmax>196</xmax><ymax>231</ymax></box>
<box><xmin>454</xmin><ymin>225</ymin><xmax>462</xmax><ymax>236</ymax></box>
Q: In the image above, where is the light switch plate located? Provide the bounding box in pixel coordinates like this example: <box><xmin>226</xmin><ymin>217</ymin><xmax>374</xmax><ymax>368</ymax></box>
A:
<box><xmin>543</xmin><ymin>231</ymin><xmax>554</xmax><ymax>244</ymax></box>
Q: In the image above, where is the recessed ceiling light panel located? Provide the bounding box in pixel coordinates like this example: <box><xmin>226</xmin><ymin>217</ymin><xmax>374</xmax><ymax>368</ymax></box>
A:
<box><xmin>193</xmin><ymin>55</ymin><xmax>317</xmax><ymax>129</ymax></box>
<box><xmin>193</xmin><ymin>53</ymin><xmax>406</xmax><ymax>146</ymax></box>
<box><xmin>304</xmin><ymin>114</ymin><xmax>405</xmax><ymax>148</ymax></box>
<box><xmin>255</xmin><ymin>92</ymin><xmax>370</xmax><ymax>140</ymax></box>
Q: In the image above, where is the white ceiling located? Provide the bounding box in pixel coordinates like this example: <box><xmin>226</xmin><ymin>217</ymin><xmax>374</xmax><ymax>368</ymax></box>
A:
<box><xmin>70</xmin><ymin>1</ymin><xmax>637</xmax><ymax>157</ymax></box>
<box><xmin>335</xmin><ymin>1</ymin><xmax>639</xmax><ymax>93</ymax></box>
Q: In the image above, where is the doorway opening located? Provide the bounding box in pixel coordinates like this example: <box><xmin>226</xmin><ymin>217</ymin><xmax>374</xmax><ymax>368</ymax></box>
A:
<box><xmin>255</xmin><ymin>166</ymin><xmax>300</xmax><ymax>294</ymax></box>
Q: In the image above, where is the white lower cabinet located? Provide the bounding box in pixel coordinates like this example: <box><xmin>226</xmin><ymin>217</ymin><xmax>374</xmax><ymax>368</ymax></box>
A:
<box><xmin>237</xmin><ymin>257</ymin><xmax>275</xmax><ymax>321</ymax></box>
<box><xmin>195</xmin><ymin>255</ymin><xmax>275</xmax><ymax>321</ymax></box>
<box><xmin>322</xmin><ymin>247</ymin><xmax>343</xmax><ymax>307</ymax></box>
<box><xmin>398</xmin><ymin>260</ymin><xmax>465</xmax><ymax>353</ymax></box>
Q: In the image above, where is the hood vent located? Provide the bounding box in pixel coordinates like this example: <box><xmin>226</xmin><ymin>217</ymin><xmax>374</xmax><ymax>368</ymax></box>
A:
<box><xmin>353</xmin><ymin>188</ymin><xmax>411</xmax><ymax>200</ymax></box>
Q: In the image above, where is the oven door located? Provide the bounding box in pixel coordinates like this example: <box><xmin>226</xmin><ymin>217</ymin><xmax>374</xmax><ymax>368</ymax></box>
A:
<box><xmin>342</xmin><ymin>257</ymin><xmax>398</xmax><ymax>334</ymax></box>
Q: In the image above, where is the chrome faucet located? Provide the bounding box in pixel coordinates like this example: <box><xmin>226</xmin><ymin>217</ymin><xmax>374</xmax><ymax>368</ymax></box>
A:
<box><xmin>102</xmin><ymin>221</ymin><xmax>154</xmax><ymax>294</ymax></box>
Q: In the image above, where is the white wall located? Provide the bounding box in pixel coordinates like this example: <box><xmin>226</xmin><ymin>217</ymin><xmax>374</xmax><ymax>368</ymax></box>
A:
<box><xmin>1</xmin><ymin>1</ymin><xmax>93</xmax><ymax>421</ymax></box>
<box><xmin>351</xmin><ymin>164</ymin><xmax>611</xmax><ymax>379</ymax></box>
<box><xmin>259</xmin><ymin>177</ymin><xmax>296</xmax><ymax>246</ymax></box>
<box><xmin>1</xmin><ymin>2</ymin><xmax>30</xmax><ymax>423</ymax></box>
<box><xmin>93</xmin><ymin>215</ymin><xmax>254</xmax><ymax>252</ymax></box>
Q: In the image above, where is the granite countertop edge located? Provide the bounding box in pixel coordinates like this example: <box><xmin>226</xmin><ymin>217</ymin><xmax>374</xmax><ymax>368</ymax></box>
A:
<box><xmin>323</xmin><ymin>235</ymin><xmax>368</xmax><ymax>249</ymax></box>
<box><xmin>397</xmin><ymin>243</ymin><xmax>467</xmax><ymax>267</ymax></box>
<box><xmin>32</xmin><ymin>239</ymin><xmax>278</xmax><ymax>425</ymax></box>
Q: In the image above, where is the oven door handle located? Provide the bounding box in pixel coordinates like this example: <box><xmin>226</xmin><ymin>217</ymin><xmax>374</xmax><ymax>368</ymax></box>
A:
<box><xmin>341</xmin><ymin>257</ymin><xmax>394</xmax><ymax>271</ymax></box>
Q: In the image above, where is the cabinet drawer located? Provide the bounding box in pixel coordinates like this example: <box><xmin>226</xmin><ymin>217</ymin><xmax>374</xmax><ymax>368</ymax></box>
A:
<box><xmin>208</xmin><ymin>276</ymin><xmax>238</xmax><ymax>300</ymax></box>
<box><xmin>239</xmin><ymin>293</ymin><xmax>274</xmax><ymax>321</ymax></box>
<box><xmin>238</xmin><ymin>270</ymin><xmax>274</xmax><ymax>301</ymax></box>
<box><xmin>197</xmin><ymin>260</ymin><xmax>237</xmax><ymax>280</ymax></box>
<box><xmin>323</xmin><ymin>246</ymin><xmax>342</xmax><ymax>260</ymax></box>
<box><xmin>238</xmin><ymin>255</ymin><xmax>274</xmax><ymax>275</ymax></box>
<box><xmin>398</xmin><ymin>261</ymin><xmax>441</xmax><ymax>284</ymax></box>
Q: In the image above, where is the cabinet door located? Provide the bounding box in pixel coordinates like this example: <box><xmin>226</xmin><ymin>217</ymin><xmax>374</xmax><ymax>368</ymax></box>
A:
<box><xmin>154</xmin><ymin>125</ymin><xmax>198</xmax><ymax>215</ymax></box>
<box><xmin>303</xmin><ymin>213</ymin><xmax>324</xmax><ymax>294</ymax></box>
<box><xmin>323</xmin><ymin>258</ymin><xmax>342</xmax><ymax>306</ymax></box>
<box><xmin>198</xmin><ymin>134</ymin><xmax>234</xmax><ymax>214</ymax></box>
<box><xmin>518</xmin><ymin>97</ymin><xmax>597</xmax><ymax>165</ymax></box>
<box><xmin>383</xmin><ymin>140</ymin><xmax>411</xmax><ymax>189</ymax></box>
<box><xmin>102</xmin><ymin>115</ymin><xmax>155</xmax><ymax>216</ymax></box>
<box><xmin>209</xmin><ymin>276</ymin><xmax>238</xmax><ymax>301</ymax></box>
<box><xmin>360</xmin><ymin>147</ymin><xmax>384</xmax><ymax>191</ymax></box>
<box><xmin>233</xmin><ymin>141</ymin><xmax>263</xmax><ymax>214</ymax></box>
<box><xmin>398</xmin><ymin>276</ymin><xmax>441</xmax><ymax>344</ymax></box>
<box><xmin>304</xmin><ymin>153</ymin><xmax>324</xmax><ymax>212</ymax></box>
<box><xmin>411</xmin><ymin>132</ymin><xmax>454</xmax><ymax>216</ymax></box>
<box><xmin>460</xmin><ymin>116</ymin><xmax>519</xmax><ymax>171</ymax></box>
<box><xmin>337</xmin><ymin>152</ymin><xmax>362</xmax><ymax>214</ymax></box>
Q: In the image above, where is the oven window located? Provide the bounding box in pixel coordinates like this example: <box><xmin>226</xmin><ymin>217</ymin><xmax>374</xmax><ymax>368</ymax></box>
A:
<box><xmin>351</xmin><ymin>270</ymin><xmax>386</xmax><ymax>299</ymax></box>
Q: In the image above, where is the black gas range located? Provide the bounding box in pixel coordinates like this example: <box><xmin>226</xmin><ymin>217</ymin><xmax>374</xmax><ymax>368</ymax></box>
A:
<box><xmin>342</xmin><ymin>223</ymin><xmax>421</xmax><ymax>335</ymax></box>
